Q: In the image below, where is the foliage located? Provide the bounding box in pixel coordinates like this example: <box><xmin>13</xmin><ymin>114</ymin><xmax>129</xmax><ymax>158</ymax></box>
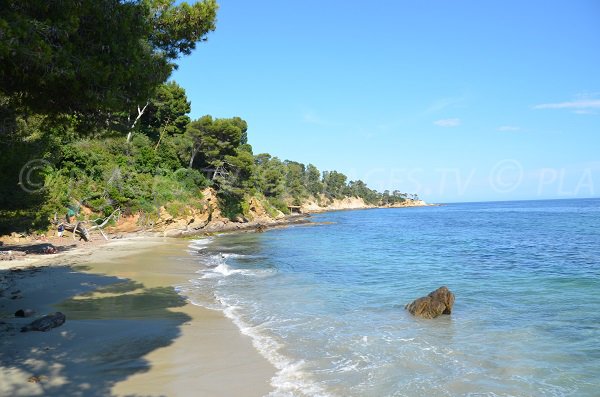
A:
<box><xmin>140</xmin><ymin>81</ymin><xmax>191</xmax><ymax>143</ymax></box>
<box><xmin>186</xmin><ymin>115</ymin><xmax>248</xmax><ymax>170</ymax></box>
<box><xmin>322</xmin><ymin>171</ymin><xmax>348</xmax><ymax>199</ymax></box>
<box><xmin>0</xmin><ymin>0</ymin><xmax>217</xmax><ymax>116</ymax></box>
<box><xmin>255</xmin><ymin>154</ymin><xmax>286</xmax><ymax>198</ymax></box>
<box><xmin>305</xmin><ymin>164</ymin><xmax>323</xmax><ymax>196</ymax></box>
<box><xmin>0</xmin><ymin>2</ymin><xmax>419</xmax><ymax>232</ymax></box>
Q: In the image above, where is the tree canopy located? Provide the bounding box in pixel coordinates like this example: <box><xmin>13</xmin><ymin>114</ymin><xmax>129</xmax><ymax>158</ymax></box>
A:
<box><xmin>0</xmin><ymin>0</ymin><xmax>420</xmax><ymax>234</ymax></box>
<box><xmin>0</xmin><ymin>0</ymin><xmax>218</xmax><ymax>115</ymax></box>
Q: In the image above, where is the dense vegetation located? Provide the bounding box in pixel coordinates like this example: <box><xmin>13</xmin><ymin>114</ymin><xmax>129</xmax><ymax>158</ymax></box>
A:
<box><xmin>0</xmin><ymin>0</ymin><xmax>416</xmax><ymax>235</ymax></box>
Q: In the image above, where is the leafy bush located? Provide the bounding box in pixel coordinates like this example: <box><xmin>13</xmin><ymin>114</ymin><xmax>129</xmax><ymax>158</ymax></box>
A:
<box><xmin>267</xmin><ymin>197</ymin><xmax>290</xmax><ymax>215</ymax></box>
<box><xmin>173</xmin><ymin>168</ymin><xmax>210</xmax><ymax>191</ymax></box>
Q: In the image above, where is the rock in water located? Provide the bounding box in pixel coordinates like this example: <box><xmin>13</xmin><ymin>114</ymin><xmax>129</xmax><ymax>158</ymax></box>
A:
<box><xmin>405</xmin><ymin>286</ymin><xmax>455</xmax><ymax>319</ymax></box>
<box><xmin>21</xmin><ymin>312</ymin><xmax>66</xmax><ymax>332</ymax></box>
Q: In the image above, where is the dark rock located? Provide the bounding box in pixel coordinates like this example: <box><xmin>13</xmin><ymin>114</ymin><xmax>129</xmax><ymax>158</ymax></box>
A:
<box><xmin>21</xmin><ymin>312</ymin><xmax>66</xmax><ymax>332</ymax></box>
<box><xmin>15</xmin><ymin>309</ymin><xmax>35</xmax><ymax>318</ymax></box>
<box><xmin>255</xmin><ymin>224</ymin><xmax>267</xmax><ymax>233</ymax></box>
<box><xmin>41</xmin><ymin>245</ymin><xmax>57</xmax><ymax>254</ymax></box>
<box><xmin>405</xmin><ymin>286</ymin><xmax>455</xmax><ymax>319</ymax></box>
<box><xmin>28</xmin><ymin>375</ymin><xmax>47</xmax><ymax>383</ymax></box>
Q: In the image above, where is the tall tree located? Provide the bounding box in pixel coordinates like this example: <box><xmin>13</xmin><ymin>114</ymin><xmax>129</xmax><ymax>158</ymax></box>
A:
<box><xmin>322</xmin><ymin>170</ymin><xmax>347</xmax><ymax>199</ymax></box>
<box><xmin>137</xmin><ymin>81</ymin><xmax>191</xmax><ymax>149</ymax></box>
<box><xmin>186</xmin><ymin>115</ymin><xmax>247</xmax><ymax>172</ymax></box>
<box><xmin>185</xmin><ymin>115</ymin><xmax>212</xmax><ymax>168</ymax></box>
<box><xmin>305</xmin><ymin>164</ymin><xmax>323</xmax><ymax>196</ymax></box>
<box><xmin>255</xmin><ymin>155</ymin><xmax>286</xmax><ymax>198</ymax></box>
<box><xmin>284</xmin><ymin>160</ymin><xmax>306</xmax><ymax>203</ymax></box>
<box><xmin>0</xmin><ymin>0</ymin><xmax>218</xmax><ymax>116</ymax></box>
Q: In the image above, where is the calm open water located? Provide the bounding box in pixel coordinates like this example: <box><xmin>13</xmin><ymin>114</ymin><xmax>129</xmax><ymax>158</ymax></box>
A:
<box><xmin>178</xmin><ymin>199</ymin><xmax>600</xmax><ymax>396</ymax></box>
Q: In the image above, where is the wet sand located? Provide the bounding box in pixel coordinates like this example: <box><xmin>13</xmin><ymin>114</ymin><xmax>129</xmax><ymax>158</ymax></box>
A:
<box><xmin>0</xmin><ymin>237</ymin><xmax>275</xmax><ymax>396</ymax></box>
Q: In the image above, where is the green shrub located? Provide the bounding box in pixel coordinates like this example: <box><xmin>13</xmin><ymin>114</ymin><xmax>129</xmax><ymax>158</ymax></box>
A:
<box><xmin>268</xmin><ymin>197</ymin><xmax>290</xmax><ymax>215</ymax></box>
<box><xmin>173</xmin><ymin>168</ymin><xmax>210</xmax><ymax>191</ymax></box>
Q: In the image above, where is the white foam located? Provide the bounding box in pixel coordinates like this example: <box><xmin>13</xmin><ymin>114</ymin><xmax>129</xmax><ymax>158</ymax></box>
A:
<box><xmin>218</xmin><ymin>301</ymin><xmax>333</xmax><ymax>397</ymax></box>
<box><xmin>221</xmin><ymin>252</ymin><xmax>248</xmax><ymax>259</ymax></box>
<box><xmin>212</xmin><ymin>262</ymin><xmax>245</xmax><ymax>276</ymax></box>
<box><xmin>188</xmin><ymin>237</ymin><xmax>213</xmax><ymax>248</ymax></box>
<box><xmin>193</xmin><ymin>253</ymin><xmax>276</xmax><ymax>280</ymax></box>
<box><xmin>187</xmin><ymin>237</ymin><xmax>214</xmax><ymax>254</ymax></box>
<box><xmin>183</xmin><ymin>240</ymin><xmax>329</xmax><ymax>396</ymax></box>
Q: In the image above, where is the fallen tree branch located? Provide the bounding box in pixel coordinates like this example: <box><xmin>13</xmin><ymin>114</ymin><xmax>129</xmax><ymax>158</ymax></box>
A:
<box><xmin>89</xmin><ymin>209</ymin><xmax>121</xmax><ymax>231</ymax></box>
<box><xmin>60</xmin><ymin>221</ymin><xmax>90</xmax><ymax>242</ymax></box>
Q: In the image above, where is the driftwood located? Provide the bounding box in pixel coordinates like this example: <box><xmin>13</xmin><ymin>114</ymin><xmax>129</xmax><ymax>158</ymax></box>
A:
<box><xmin>60</xmin><ymin>222</ymin><xmax>90</xmax><ymax>242</ymax></box>
<box><xmin>88</xmin><ymin>209</ymin><xmax>120</xmax><ymax>241</ymax></box>
<box><xmin>55</xmin><ymin>208</ymin><xmax>120</xmax><ymax>242</ymax></box>
<box><xmin>89</xmin><ymin>209</ymin><xmax>120</xmax><ymax>231</ymax></box>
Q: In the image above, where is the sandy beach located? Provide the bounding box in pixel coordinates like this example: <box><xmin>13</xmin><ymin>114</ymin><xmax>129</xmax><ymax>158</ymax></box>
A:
<box><xmin>0</xmin><ymin>237</ymin><xmax>275</xmax><ymax>397</ymax></box>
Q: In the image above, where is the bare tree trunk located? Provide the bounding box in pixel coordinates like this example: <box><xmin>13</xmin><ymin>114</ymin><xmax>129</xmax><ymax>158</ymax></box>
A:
<box><xmin>189</xmin><ymin>144</ymin><xmax>199</xmax><ymax>168</ymax></box>
<box><xmin>89</xmin><ymin>209</ymin><xmax>120</xmax><ymax>231</ymax></box>
<box><xmin>127</xmin><ymin>101</ymin><xmax>149</xmax><ymax>143</ymax></box>
<box><xmin>154</xmin><ymin>118</ymin><xmax>171</xmax><ymax>151</ymax></box>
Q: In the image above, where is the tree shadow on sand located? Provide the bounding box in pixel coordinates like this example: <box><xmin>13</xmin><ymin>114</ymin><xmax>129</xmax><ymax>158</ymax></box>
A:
<box><xmin>0</xmin><ymin>266</ymin><xmax>191</xmax><ymax>397</ymax></box>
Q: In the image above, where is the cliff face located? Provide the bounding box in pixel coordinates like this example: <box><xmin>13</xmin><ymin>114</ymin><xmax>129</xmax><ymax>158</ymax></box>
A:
<box><xmin>127</xmin><ymin>192</ymin><xmax>429</xmax><ymax>236</ymax></box>
<box><xmin>104</xmin><ymin>188</ymin><xmax>291</xmax><ymax>237</ymax></box>
<box><xmin>301</xmin><ymin>196</ymin><xmax>375</xmax><ymax>213</ymax></box>
<box><xmin>385</xmin><ymin>199</ymin><xmax>429</xmax><ymax>208</ymax></box>
<box><xmin>79</xmin><ymin>191</ymin><xmax>429</xmax><ymax>238</ymax></box>
<box><xmin>300</xmin><ymin>195</ymin><xmax>429</xmax><ymax>213</ymax></box>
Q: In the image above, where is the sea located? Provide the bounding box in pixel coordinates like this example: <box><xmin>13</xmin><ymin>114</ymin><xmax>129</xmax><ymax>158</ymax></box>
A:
<box><xmin>177</xmin><ymin>199</ymin><xmax>600</xmax><ymax>397</ymax></box>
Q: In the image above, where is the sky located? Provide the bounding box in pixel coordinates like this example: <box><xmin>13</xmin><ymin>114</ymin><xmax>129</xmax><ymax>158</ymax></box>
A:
<box><xmin>172</xmin><ymin>0</ymin><xmax>600</xmax><ymax>203</ymax></box>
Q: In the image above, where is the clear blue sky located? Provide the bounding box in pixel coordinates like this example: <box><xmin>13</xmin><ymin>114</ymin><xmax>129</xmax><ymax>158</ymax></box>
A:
<box><xmin>172</xmin><ymin>0</ymin><xmax>600</xmax><ymax>203</ymax></box>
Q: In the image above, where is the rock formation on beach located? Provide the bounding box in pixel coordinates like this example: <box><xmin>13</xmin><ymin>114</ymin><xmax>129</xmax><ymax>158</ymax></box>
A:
<box><xmin>21</xmin><ymin>312</ymin><xmax>66</xmax><ymax>332</ymax></box>
<box><xmin>405</xmin><ymin>286</ymin><xmax>455</xmax><ymax>319</ymax></box>
<box><xmin>15</xmin><ymin>309</ymin><xmax>35</xmax><ymax>318</ymax></box>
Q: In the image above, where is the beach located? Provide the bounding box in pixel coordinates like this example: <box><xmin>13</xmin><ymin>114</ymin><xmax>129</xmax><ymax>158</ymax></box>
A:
<box><xmin>2</xmin><ymin>200</ymin><xmax>598</xmax><ymax>396</ymax></box>
<box><xmin>0</xmin><ymin>237</ymin><xmax>275</xmax><ymax>397</ymax></box>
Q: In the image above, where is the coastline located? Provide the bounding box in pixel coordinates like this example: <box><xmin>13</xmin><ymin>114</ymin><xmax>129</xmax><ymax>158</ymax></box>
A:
<box><xmin>0</xmin><ymin>237</ymin><xmax>276</xmax><ymax>396</ymax></box>
<box><xmin>0</xmin><ymin>203</ymin><xmax>434</xmax><ymax>396</ymax></box>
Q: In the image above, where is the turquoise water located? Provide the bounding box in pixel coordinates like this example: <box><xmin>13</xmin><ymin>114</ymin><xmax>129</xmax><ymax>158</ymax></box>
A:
<box><xmin>179</xmin><ymin>199</ymin><xmax>600</xmax><ymax>396</ymax></box>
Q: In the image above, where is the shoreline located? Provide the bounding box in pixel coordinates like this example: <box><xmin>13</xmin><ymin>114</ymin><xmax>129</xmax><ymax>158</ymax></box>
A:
<box><xmin>0</xmin><ymin>237</ymin><xmax>276</xmax><ymax>396</ymax></box>
<box><xmin>0</xmin><ymin>204</ymin><xmax>435</xmax><ymax>396</ymax></box>
<box><xmin>0</xmin><ymin>200</ymin><xmax>433</xmax><ymax>256</ymax></box>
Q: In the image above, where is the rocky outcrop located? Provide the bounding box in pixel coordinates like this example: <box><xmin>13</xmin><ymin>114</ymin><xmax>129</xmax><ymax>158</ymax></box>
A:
<box><xmin>33</xmin><ymin>187</ymin><xmax>429</xmax><ymax>240</ymax></box>
<box><xmin>301</xmin><ymin>195</ymin><xmax>430</xmax><ymax>213</ymax></box>
<box><xmin>21</xmin><ymin>312</ymin><xmax>66</xmax><ymax>332</ymax></box>
<box><xmin>301</xmin><ymin>195</ymin><xmax>375</xmax><ymax>213</ymax></box>
<box><xmin>152</xmin><ymin>189</ymin><xmax>286</xmax><ymax>236</ymax></box>
<box><xmin>386</xmin><ymin>199</ymin><xmax>430</xmax><ymax>208</ymax></box>
<box><xmin>405</xmin><ymin>286</ymin><xmax>455</xmax><ymax>319</ymax></box>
